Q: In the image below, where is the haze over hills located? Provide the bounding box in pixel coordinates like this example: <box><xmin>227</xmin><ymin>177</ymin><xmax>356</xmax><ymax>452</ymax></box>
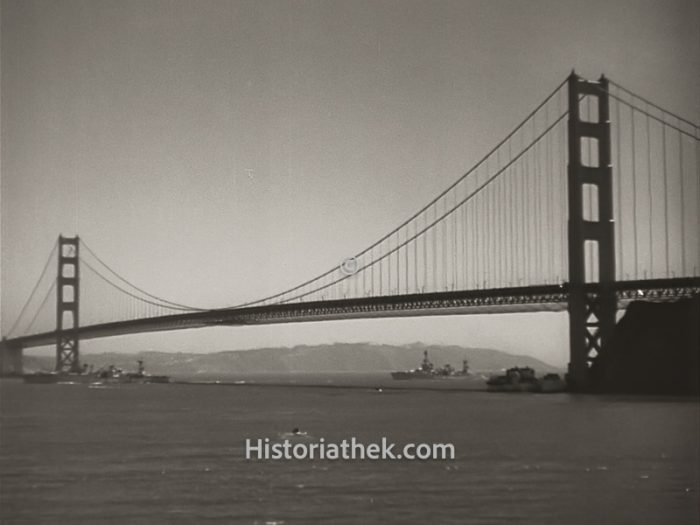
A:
<box><xmin>23</xmin><ymin>343</ymin><xmax>561</xmax><ymax>376</ymax></box>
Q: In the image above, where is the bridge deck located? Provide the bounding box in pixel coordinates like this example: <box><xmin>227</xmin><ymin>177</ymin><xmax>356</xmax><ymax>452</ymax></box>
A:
<box><xmin>5</xmin><ymin>278</ymin><xmax>698</xmax><ymax>349</ymax></box>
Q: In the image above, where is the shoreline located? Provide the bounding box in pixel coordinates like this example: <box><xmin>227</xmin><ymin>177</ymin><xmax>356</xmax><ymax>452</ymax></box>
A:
<box><xmin>170</xmin><ymin>379</ymin><xmax>488</xmax><ymax>393</ymax></box>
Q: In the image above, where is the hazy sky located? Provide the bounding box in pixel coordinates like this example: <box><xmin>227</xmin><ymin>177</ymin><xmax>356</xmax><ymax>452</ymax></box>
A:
<box><xmin>2</xmin><ymin>0</ymin><xmax>698</xmax><ymax>366</ymax></box>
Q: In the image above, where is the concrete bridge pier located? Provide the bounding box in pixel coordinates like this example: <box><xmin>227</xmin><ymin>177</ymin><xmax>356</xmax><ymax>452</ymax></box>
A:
<box><xmin>0</xmin><ymin>339</ymin><xmax>23</xmax><ymax>376</ymax></box>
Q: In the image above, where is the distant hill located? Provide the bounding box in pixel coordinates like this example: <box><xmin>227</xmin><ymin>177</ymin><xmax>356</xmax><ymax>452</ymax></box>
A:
<box><xmin>22</xmin><ymin>343</ymin><xmax>561</xmax><ymax>376</ymax></box>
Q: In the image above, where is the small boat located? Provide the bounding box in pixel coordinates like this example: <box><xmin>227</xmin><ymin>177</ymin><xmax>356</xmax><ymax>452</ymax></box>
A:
<box><xmin>278</xmin><ymin>428</ymin><xmax>312</xmax><ymax>440</ymax></box>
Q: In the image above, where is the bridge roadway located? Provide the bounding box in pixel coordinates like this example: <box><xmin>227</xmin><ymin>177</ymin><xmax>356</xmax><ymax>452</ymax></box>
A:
<box><xmin>5</xmin><ymin>277</ymin><xmax>699</xmax><ymax>349</ymax></box>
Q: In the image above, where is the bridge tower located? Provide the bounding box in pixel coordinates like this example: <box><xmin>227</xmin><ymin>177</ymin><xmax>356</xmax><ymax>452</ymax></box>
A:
<box><xmin>56</xmin><ymin>235</ymin><xmax>81</xmax><ymax>372</ymax></box>
<box><xmin>566</xmin><ymin>73</ymin><xmax>617</xmax><ymax>390</ymax></box>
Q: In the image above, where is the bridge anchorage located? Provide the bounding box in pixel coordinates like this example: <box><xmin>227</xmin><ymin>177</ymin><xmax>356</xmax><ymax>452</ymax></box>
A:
<box><xmin>2</xmin><ymin>71</ymin><xmax>699</xmax><ymax>388</ymax></box>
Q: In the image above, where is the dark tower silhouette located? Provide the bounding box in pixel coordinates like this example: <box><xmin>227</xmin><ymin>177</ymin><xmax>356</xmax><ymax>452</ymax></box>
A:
<box><xmin>566</xmin><ymin>73</ymin><xmax>616</xmax><ymax>390</ymax></box>
<box><xmin>56</xmin><ymin>235</ymin><xmax>80</xmax><ymax>372</ymax></box>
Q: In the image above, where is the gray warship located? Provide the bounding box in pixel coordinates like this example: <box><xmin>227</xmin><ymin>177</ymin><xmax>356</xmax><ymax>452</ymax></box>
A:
<box><xmin>391</xmin><ymin>350</ymin><xmax>470</xmax><ymax>380</ymax></box>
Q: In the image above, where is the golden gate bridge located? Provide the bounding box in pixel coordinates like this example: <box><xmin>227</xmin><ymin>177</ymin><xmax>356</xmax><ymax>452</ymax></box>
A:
<box><xmin>2</xmin><ymin>72</ymin><xmax>699</xmax><ymax>389</ymax></box>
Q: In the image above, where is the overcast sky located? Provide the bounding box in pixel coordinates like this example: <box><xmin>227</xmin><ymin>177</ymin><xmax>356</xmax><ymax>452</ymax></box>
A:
<box><xmin>2</xmin><ymin>0</ymin><xmax>698</xmax><ymax>366</ymax></box>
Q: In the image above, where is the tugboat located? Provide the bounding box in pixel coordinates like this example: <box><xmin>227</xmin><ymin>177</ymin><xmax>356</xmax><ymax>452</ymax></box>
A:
<box><xmin>486</xmin><ymin>367</ymin><xmax>567</xmax><ymax>392</ymax></box>
<box><xmin>539</xmin><ymin>373</ymin><xmax>566</xmax><ymax>393</ymax></box>
<box><xmin>486</xmin><ymin>366</ymin><xmax>540</xmax><ymax>392</ymax></box>
<box><xmin>391</xmin><ymin>351</ymin><xmax>472</xmax><ymax>380</ymax></box>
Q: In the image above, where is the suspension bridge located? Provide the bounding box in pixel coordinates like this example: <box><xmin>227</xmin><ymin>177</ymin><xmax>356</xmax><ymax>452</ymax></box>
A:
<box><xmin>2</xmin><ymin>72</ymin><xmax>699</xmax><ymax>389</ymax></box>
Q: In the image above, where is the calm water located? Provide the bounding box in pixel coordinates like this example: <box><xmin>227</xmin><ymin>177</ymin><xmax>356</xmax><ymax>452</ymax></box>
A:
<box><xmin>1</xmin><ymin>378</ymin><xmax>698</xmax><ymax>524</ymax></box>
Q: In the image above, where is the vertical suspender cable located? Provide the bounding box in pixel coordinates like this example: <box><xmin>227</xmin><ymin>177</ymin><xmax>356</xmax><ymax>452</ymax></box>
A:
<box><xmin>678</xmin><ymin>122</ymin><xmax>685</xmax><ymax>275</ymax></box>
<box><xmin>465</xmin><ymin>196</ymin><xmax>470</xmax><ymax>288</ymax></box>
<box><xmin>520</xmin><ymin>133</ymin><xmax>525</xmax><ymax>284</ymax></box>
<box><xmin>523</xmin><ymin>132</ymin><xmax>529</xmax><ymax>283</ymax></box>
<box><xmin>485</xmin><ymin>165</ymin><xmax>489</xmax><ymax>287</ymax></box>
<box><xmin>474</xmin><ymin>185</ymin><xmax>479</xmax><ymax>287</ymax></box>
<box><xmin>532</xmin><ymin>116</ymin><xmax>539</xmax><ymax>282</ymax></box>
<box><xmin>495</xmin><ymin>151</ymin><xmax>501</xmax><ymax>286</ymax></box>
<box><xmin>546</xmin><ymin>102</ymin><xmax>552</xmax><ymax>283</ymax></box>
<box><xmin>539</xmin><ymin>116</ymin><xmax>545</xmax><ymax>283</ymax></box>
<box><xmin>615</xmin><ymin>89</ymin><xmax>623</xmax><ymax>279</ymax></box>
<box><xmin>432</xmin><ymin>205</ymin><xmax>437</xmax><ymax>291</ymax></box>
<box><xmin>662</xmin><ymin>117</ymin><xmax>670</xmax><ymax>276</ymax></box>
<box><xmin>646</xmin><ymin>105</ymin><xmax>653</xmax><ymax>276</ymax></box>
<box><xmin>483</xmin><ymin>160</ymin><xmax>487</xmax><ymax>287</ymax></box>
<box><xmin>461</xmin><ymin>187</ymin><xmax>467</xmax><ymax>289</ymax></box>
<box><xmin>530</xmin><ymin>115</ymin><xmax>542</xmax><ymax>284</ymax></box>
<box><xmin>387</xmin><ymin>237</ymin><xmax>392</xmax><ymax>294</ymax></box>
<box><xmin>405</xmin><ymin>226</ymin><xmax>409</xmax><ymax>294</ymax></box>
<box><xmin>371</xmin><ymin>246</ymin><xmax>375</xmax><ymax>296</ymax></box>
<box><xmin>423</xmin><ymin>212</ymin><xmax>427</xmax><ymax>291</ymax></box>
<box><xmin>380</xmin><ymin>241</ymin><xmax>384</xmax><ymax>296</ymax></box>
<box><xmin>413</xmin><ymin>221</ymin><xmax>417</xmax><ymax>293</ymax></box>
<box><xmin>482</xmin><ymin>165</ymin><xmax>487</xmax><ymax>287</ymax></box>
<box><xmin>489</xmin><ymin>159</ymin><xmax>494</xmax><ymax>287</ymax></box>
<box><xmin>500</xmin><ymin>154</ymin><xmax>505</xmax><ymax>286</ymax></box>
<box><xmin>500</xmin><ymin>144</ymin><xmax>506</xmax><ymax>286</ymax></box>
<box><xmin>473</xmin><ymin>173</ymin><xmax>479</xmax><ymax>288</ymax></box>
<box><xmin>560</xmin><ymin>91</ymin><xmax>567</xmax><ymax>281</ymax></box>
<box><xmin>473</xmin><ymin>191</ymin><xmax>478</xmax><ymax>287</ymax></box>
<box><xmin>515</xmin><ymin>142</ymin><xmax>521</xmax><ymax>283</ymax></box>
<box><xmin>631</xmin><ymin>104</ymin><xmax>638</xmax><ymax>278</ymax></box>
<box><xmin>396</xmin><ymin>231</ymin><xmax>400</xmax><ymax>294</ymax></box>
<box><xmin>402</xmin><ymin>229</ymin><xmax>406</xmax><ymax>294</ymax></box>
<box><xmin>550</xmin><ymin>109</ymin><xmax>556</xmax><ymax>281</ymax></box>
<box><xmin>452</xmin><ymin>188</ymin><xmax>457</xmax><ymax>290</ymax></box>
<box><xmin>508</xmin><ymin>139</ymin><xmax>514</xmax><ymax>285</ymax></box>
<box><xmin>442</xmin><ymin>198</ymin><xmax>447</xmax><ymax>290</ymax></box>
<box><xmin>532</xmin><ymin>125</ymin><xmax>535</xmax><ymax>284</ymax></box>
<box><xmin>365</xmin><ymin>250</ymin><xmax>370</xmax><ymax>297</ymax></box>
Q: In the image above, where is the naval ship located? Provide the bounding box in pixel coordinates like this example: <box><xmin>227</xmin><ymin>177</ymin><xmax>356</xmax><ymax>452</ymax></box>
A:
<box><xmin>391</xmin><ymin>350</ymin><xmax>471</xmax><ymax>380</ymax></box>
<box><xmin>24</xmin><ymin>360</ymin><xmax>169</xmax><ymax>384</ymax></box>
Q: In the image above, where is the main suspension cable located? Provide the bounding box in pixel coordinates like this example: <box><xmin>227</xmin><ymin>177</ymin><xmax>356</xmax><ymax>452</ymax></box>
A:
<box><xmin>6</xmin><ymin>240</ymin><xmax>58</xmax><ymax>337</ymax></box>
<box><xmin>234</xmin><ymin>77</ymin><xmax>570</xmax><ymax>308</ymax></box>
<box><xmin>80</xmin><ymin>257</ymin><xmax>197</xmax><ymax>312</ymax></box>
<box><xmin>80</xmin><ymin>239</ymin><xmax>206</xmax><ymax>311</ymax></box>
